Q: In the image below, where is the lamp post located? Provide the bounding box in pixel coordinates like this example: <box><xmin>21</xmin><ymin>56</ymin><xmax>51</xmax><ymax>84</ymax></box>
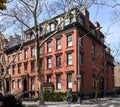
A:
<box><xmin>77</xmin><ymin>27</ymin><xmax>102</xmax><ymax>103</ymax></box>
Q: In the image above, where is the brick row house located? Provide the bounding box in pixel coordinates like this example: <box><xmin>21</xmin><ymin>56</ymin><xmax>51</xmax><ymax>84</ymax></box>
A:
<box><xmin>0</xmin><ymin>8</ymin><xmax>114</xmax><ymax>99</ymax></box>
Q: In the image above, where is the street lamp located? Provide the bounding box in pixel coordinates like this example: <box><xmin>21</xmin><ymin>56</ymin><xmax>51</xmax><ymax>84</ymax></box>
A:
<box><xmin>77</xmin><ymin>27</ymin><xmax>102</xmax><ymax>103</ymax></box>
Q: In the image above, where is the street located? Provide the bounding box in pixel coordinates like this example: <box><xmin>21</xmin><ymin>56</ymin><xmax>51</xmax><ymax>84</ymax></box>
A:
<box><xmin>21</xmin><ymin>96</ymin><xmax>120</xmax><ymax>107</ymax></box>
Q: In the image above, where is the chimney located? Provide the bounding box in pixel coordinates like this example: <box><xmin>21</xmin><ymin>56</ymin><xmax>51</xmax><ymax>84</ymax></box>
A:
<box><xmin>82</xmin><ymin>8</ymin><xmax>89</xmax><ymax>30</ymax></box>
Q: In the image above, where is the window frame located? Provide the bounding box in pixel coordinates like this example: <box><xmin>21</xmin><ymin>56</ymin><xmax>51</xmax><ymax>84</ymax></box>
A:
<box><xmin>67</xmin><ymin>34</ymin><xmax>72</xmax><ymax>47</ymax></box>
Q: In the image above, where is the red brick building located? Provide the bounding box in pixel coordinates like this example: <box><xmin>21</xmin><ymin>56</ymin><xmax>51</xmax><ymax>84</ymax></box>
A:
<box><xmin>0</xmin><ymin>8</ymin><xmax>114</xmax><ymax>99</ymax></box>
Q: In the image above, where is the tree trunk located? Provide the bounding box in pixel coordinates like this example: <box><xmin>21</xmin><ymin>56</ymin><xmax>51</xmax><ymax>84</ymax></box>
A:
<box><xmin>35</xmin><ymin>31</ymin><xmax>45</xmax><ymax>105</ymax></box>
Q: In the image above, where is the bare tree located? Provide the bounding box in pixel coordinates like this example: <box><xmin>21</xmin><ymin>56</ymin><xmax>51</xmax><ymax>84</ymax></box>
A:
<box><xmin>0</xmin><ymin>0</ymin><xmax>111</xmax><ymax>106</ymax></box>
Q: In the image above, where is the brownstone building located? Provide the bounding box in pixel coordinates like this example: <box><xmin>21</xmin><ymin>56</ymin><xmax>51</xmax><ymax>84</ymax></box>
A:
<box><xmin>0</xmin><ymin>8</ymin><xmax>114</xmax><ymax>99</ymax></box>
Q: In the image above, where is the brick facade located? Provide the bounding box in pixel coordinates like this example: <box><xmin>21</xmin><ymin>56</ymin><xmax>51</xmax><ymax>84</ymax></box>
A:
<box><xmin>0</xmin><ymin>8</ymin><xmax>114</xmax><ymax>99</ymax></box>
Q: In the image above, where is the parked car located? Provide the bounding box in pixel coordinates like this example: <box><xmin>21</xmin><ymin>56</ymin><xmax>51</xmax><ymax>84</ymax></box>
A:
<box><xmin>0</xmin><ymin>93</ymin><xmax>22</xmax><ymax>107</ymax></box>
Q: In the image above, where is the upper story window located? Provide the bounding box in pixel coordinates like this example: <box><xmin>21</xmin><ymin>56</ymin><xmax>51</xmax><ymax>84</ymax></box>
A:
<box><xmin>24</xmin><ymin>49</ymin><xmax>28</xmax><ymax>59</ymax></box>
<box><xmin>30</xmin><ymin>32</ymin><xmax>35</xmax><ymax>40</ymax></box>
<box><xmin>24</xmin><ymin>62</ymin><xmax>28</xmax><ymax>73</ymax></box>
<box><xmin>18</xmin><ymin>64</ymin><xmax>21</xmax><ymax>74</ymax></box>
<box><xmin>47</xmin><ymin>41</ymin><xmax>51</xmax><ymax>52</ymax></box>
<box><xmin>67</xmin><ymin>52</ymin><xmax>72</xmax><ymax>66</ymax></box>
<box><xmin>64</xmin><ymin>18</ymin><xmax>70</xmax><ymax>26</ymax></box>
<box><xmin>79</xmin><ymin>36</ymin><xmax>83</xmax><ymax>46</ymax></box>
<box><xmin>18</xmin><ymin>53</ymin><xmax>21</xmax><ymax>61</ymax></box>
<box><xmin>101</xmin><ymin>36</ymin><xmax>104</xmax><ymax>43</ymax></box>
<box><xmin>67</xmin><ymin>34</ymin><xmax>72</xmax><ymax>47</ymax></box>
<box><xmin>92</xmin><ymin>44</ymin><xmax>95</xmax><ymax>54</ymax></box>
<box><xmin>47</xmin><ymin>57</ymin><xmax>52</xmax><ymax>69</ymax></box>
<box><xmin>56</xmin><ymin>55</ymin><xmax>61</xmax><ymax>67</ymax></box>
<box><xmin>56</xmin><ymin>38</ymin><xmax>61</xmax><ymax>50</ymax></box>
<box><xmin>78</xmin><ymin>16</ymin><xmax>84</xmax><ymax>25</ymax></box>
<box><xmin>90</xmin><ymin>28</ymin><xmax>96</xmax><ymax>36</ymax></box>
<box><xmin>31</xmin><ymin>47</ymin><xmax>35</xmax><ymax>57</ymax></box>
<box><xmin>79</xmin><ymin>53</ymin><xmax>83</xmax><ymax>65</ymax></box>
<box><xmin>12</xmin><ymin>65</ymin><xmax>15</xmax><ymax>75</ymax></box>
<box><xmin>31</xmin><ymin>60</ymin><xmax>35</xmax><ymax>72</ymax></box>
<box><xmin>50</xmin><ymin>23</ymin><xmax>55</xmax><ymax>32</ymax></box>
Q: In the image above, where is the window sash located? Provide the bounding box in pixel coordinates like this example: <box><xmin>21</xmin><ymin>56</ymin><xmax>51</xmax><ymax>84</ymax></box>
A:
<box><xmin>47</xmin><ymin>42</ymin><xmax>51</xmax><ymax>52</ymax></box>
<box><xmin>50</xmin><ymin>23</ymin><xmax>55</xmax><ymax>31</ymax></box>
<box><xmin>67</xmin><ymin>73</ymin><xmax>72</xmax><ymax>89</ymax></box>
<box><xmin>67</xmin><ymin>53</ymin><xmax>72</xmax><ymax>65</ymax></box>
<box><xmin>67</xmin><ymin>35</ymin><xmax>72</xmax><ymax>47</ymax></box>
<box><xmin>47</xmin><ymin>58</ymin><xmax>52</xmax><ymax>68</ymax></box>
<box><xmin>56</xmin><ymin>55</ymin><xmax>61</xmax><ymax>67</ymax></box>
<box><xmin>56</xmin><ymin>39</ymin><xmax>61</xmax><ymax>50</ymax></box>
<box><xmin>56</xmin><ymin>75</ymin><xmax>61</xmax><ymax>89</ymax></box>
<box><xmin>31</xmin><ymin>47</ymin><xmax>35</xmax><ymax>57</ymax></box>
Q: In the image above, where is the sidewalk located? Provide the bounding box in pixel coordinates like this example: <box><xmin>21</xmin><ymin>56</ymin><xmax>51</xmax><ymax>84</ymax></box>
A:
<box><xmin>22</xmin><ymin>97</ymin><xmax>112</xmax><ymax>107</ymax></box>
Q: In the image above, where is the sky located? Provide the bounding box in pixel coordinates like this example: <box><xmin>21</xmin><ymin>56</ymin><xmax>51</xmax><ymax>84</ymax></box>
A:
<box><xmin>88</xmin><ymin>5</ymin><xmax>120</xmax><ymax>61</ymax></box>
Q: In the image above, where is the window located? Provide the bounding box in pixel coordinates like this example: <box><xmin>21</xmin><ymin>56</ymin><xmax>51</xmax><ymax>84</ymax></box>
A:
<box><xmin>18</xmin><ymin>79</ymin><xmax>21</xmax><ymax>88</ymax></box>
<box><xmin>67</xmin><ymin>53</ymin><xmax>72</xmax><ymax>66</ymax></box>
<box><xmin>31</xmin><ymin>47</ymin><xmax>35</xmax><ymax>57</ymax></box>
<box><xmin>47</xmin><ymin>58</ymin><xmax>52</xmax><ymax>69</ymax></box>
<box><xmin>56</xmin><ymin>75</ymin><xmax>61</xmax><ymax>90</ymax></box>
<box><xmin>79</xmin><ymin>37</ymin><xmax>83</xmax><ymax>46</ymax></box>
<box><xmin>31</xmin><ymin>61</ymin><xmax>35</xmax><ymax>72</ymax></box>
<box><xmin>12</xmin><ymin>80</ymin><xmax>15</xmax><ymax>89</ymax></box>
<box><xmin>92</xmin><ymin>44</ymin><xmax>95</xmax><ymax>54</ymax></box>
<box><xmin>30</xmin><ymin>33</ymin><xmax>35</xmax><ymax>40</ymax></box>
<box><xmin>50</xmin><ymin>23</ymin><xmax>55</xmax><ymax>32</ymax></box>
<box><xmin>92</xmin><ymin>76</ymin><xmax>95</xmax><ymax>88</ymax></box>
<box><xmin>24</xmin><ymin>49</ymin><xmax>28</xmax><ymax>59</ymax></box>
<box><xmin>56</xmin><ymin>55</ymin><xmax>61</xmax><ymax>67</ymax></box>
<box><xmin>47</xmin><ymin>75</ymin><xmax>51</xmax><ymax>83</ymax></box>
<box><xmin>79</xmin><ymin>16</ymin><xmax>84</xmax><ymax>25</ymax></box>
<box><xmin>12</xmin><ymin>65</ymin><xmax>15</xmax><ymax>75</ymax></box>
<box><xmin>47</xmin><ymin>41</ymin><xmax>51</xmax><ymax>52</ymax></box>
<box><xmin>67</xmin><ymin>73</ymin><xmax>72</xmax><ymax>89</ymax></box>
<box><xmin>18</xmin><ymin>53</ymin><xmax>21</xmax><ymax>61</ymax></box>
<box><xmin>67</xmin><ymin>34</ymin><xmax>72</xmax><ymax>47</ymax></box>
<box><xmin>31</xmin><ymin>78</ymin><xmax>35</xmax><ymax>91</ymax></box>
<box><xmin>18</xmin><ymin>64</ymin><xmax>21</xmax><ymax>74</ymax></box>
<box><xmin>56</xmin><ymin>38</ymin><xmax>61</xmax><ymax>50</ymax></box>
<box><xmin>91</xmin><ymin>28</ymin><xmax>95</xmax><ymax>35</ymax></box>
<box><xmin>24</xmin><ymin>63</ymin><xmax>28</xmax><ymax>73</ymax></box>
<box><xmin>79</xmin><ymin>53</ymin><xmax>83</xmax><ymax>65</ymax></box>
<box><xmin>64</xmin><ymin>18</ymin><xmax>70</xmax><ymax>26</ymax></box>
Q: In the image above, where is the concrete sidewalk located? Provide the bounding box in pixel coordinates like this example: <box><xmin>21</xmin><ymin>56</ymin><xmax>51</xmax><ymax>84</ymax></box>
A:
<box><xmin>22</xmin><ymin>97</ymin><xmax>112</xmax><ymax>107</ymax></box>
